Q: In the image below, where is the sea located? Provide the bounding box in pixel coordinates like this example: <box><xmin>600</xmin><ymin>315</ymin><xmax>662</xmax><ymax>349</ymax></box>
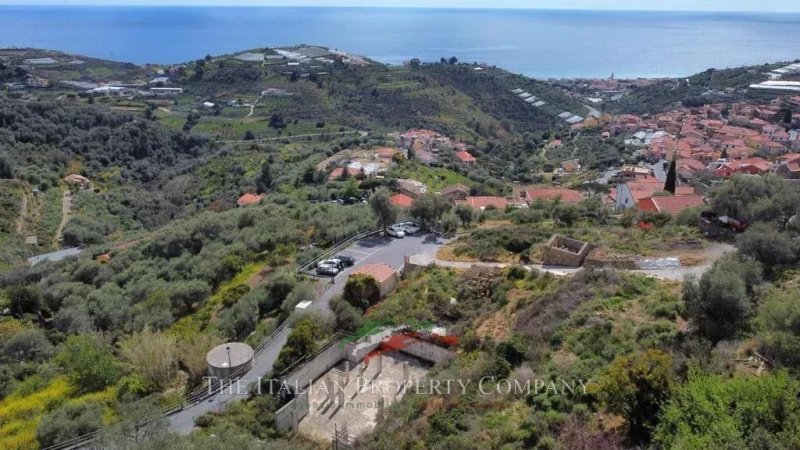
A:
<box><xmin>1</xmin><ymin>6</ymin><xmax>799</xmax><ymax>79</ymax></box>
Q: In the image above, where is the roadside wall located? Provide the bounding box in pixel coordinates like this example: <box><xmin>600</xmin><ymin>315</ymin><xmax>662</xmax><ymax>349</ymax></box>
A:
<box><xmin>400</xmin><ymin>339</ymin><xmax>455</xmax><ymax>364</ymax></box>
<box><xmin>275</xmin><ymin>389</ymin><xmax>310</xmax><ymax>433</ymax></box>
<box><xmin>283</xmin><ymin>344</ymin><xmax>345</xmax><ymax>390</ymax></box>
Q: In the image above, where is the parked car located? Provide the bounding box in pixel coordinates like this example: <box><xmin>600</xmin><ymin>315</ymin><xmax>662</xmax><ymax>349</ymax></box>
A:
<box><xmin>318</xmin><ymin>259</ymin><xmax>343</xmax><ymax>269</ymax></box>
<box><xmin>334</xmin><ymin>255</ymin><xmax>355</xmax><ymax>267</ymax></box>
<box><xmin>316</xmin><ymin>263</ymin><xmax>340</xmax><ymax>276</ymax></box>
<box><xmin>386</xmin><ymin>225</ymin><xmax>406</xmax><ymax>238</ymax></box>
<box><xmin>398</xmin><ymin>221</ymin><xmax>421</xmax><ymax>235</ymax></box>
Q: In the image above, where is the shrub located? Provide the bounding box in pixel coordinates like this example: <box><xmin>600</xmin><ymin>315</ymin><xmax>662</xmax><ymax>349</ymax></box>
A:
<box><xmin>2</xmin><ymin>328</ymin><xmax>53</xmax><ymax>362</ymax></box>
<box><xmin>595</xmin><ymin>349</ymin><xmax>673</xmax><ymax>443</ymax></box>
<box><xmin>116</xmin><ymin>374</ymin><xmax>155</xmax><ymax>401</ymax></box>
<box><xmin>56</xmin><ymin>335</ymin><xmax>120</xmax><ymax>393</ymax></box>
<box><xmin>343</xmin><ymin>274</ymin><xmax>381</xmax><ymax>310</ymax></box>
<box><xmin>118</xmin><ymin>328</ymin><xmax>178</xmax><ymax>390</ymax></box>
<box><xmin>36</xmin><ymin>401</ymin><xmax>104</xmax><ymax>448</ymax></box>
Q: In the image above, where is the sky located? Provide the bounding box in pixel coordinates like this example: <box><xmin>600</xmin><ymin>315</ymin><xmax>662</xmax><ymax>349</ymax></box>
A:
<box><xmin>1</xmin><ymin>0</ymin><xmax>799</xmax><ymax>12</ymax></box>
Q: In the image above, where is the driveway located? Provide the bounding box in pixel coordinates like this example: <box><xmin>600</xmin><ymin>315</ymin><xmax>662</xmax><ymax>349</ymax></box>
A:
<box><xmin>168</xmin><ymin>232</ymin><xmax>446</xmax><ymax>434</ymax></box>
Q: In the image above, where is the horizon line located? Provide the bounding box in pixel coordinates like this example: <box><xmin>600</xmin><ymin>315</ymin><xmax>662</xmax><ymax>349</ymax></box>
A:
<box><xmin>0</xmin><ymin>4</ymin><xmax>796</xmax><ymax>14</ymax></box>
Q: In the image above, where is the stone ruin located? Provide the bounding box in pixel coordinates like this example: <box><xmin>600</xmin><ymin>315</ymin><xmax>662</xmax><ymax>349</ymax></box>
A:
<box><xmin>541</xmin><ymin>234</ymin><xmax>596</xmax><ymax>267</ymax></box>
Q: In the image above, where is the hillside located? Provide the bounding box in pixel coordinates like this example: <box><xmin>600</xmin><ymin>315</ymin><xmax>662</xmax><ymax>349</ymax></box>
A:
<box><xmin>1</xmin><ymin>44</ymin><xmax>800</xmax><ymax>450</ymax></box>
<box><xmin>606</xmin><ymin>61</ymin><xmax>795</xmax><ymax>115</ymax></box>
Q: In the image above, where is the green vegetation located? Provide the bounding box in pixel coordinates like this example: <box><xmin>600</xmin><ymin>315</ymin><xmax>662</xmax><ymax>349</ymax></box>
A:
<box><xmin>2</xmin><ymin>47</ymin><xmax>800</xmax><ymax>450</ymax></box>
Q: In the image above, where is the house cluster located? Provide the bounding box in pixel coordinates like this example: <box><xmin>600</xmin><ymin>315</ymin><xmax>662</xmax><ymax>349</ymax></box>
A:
<box><xmin>608</xmin><ymin>96</ymin><xmax>800</xmax><ymax>184</ymax></box>
<box><xmin>604</xmin><ymin>167</ymin><xmax>705</xmax><ymax>215</ymax></box>
<box><xmin>391</xmin><ymin>128</ymin><xmax>473</xmax><ymax>166</ymax></box>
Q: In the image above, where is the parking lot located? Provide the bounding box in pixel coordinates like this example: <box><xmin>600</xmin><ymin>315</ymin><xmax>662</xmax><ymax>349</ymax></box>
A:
<box><xmin>308</xmin><ymin>231</ymin><xmax>447</xmax><ymax>313</ymax></box>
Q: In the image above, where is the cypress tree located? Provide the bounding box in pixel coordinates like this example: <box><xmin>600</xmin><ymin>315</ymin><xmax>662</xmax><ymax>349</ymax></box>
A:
<box><xmin>664</xmin><ymin>159</ymin><xmax>677</xmax><ymax>194</ymax></box>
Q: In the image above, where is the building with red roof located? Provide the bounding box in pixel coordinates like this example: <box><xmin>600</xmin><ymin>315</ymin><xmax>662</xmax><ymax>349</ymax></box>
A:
<box><xmin>350</xmin><ymin>263</ymin><xmax>399</xmax><ymax>297</ymax></box>
<box><xmin>389</xmin><ymin>193</ymin><xmax>414</xmax><ymax>208</ymax></box>
<box><xmin>237</xmin><ymin>193</ymin><xmax>265</xmax><ymax>207</ymax></box>
<box><xmin>515</xmin><ymin>187</ymin><xmax>584</xmax><ymax>204</ymax></box>
<box><xmin>638</xmin><ymin>194</ymin><xmax>705</xmax><ymax>215</ymax></box>
<box><xmin>328</xmin><ymin>166</ymin><xmax>363</xmax><ymax>180</ymax></box>
<box><xmin>455</xmin><ymin>150</ymin><xmax>477</xmax><ymax>164</ymax></box>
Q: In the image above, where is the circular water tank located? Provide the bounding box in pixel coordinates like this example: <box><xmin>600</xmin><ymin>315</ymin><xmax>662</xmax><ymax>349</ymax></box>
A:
<box><xmin>206</xmin><ymin>342</ymin><xmax>254</xmax><ymax>379</ymax></box>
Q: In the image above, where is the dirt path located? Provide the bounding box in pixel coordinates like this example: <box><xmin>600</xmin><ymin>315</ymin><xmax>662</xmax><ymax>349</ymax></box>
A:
<box><xmin>411</xmin><ymin>242</ymin><xmax>737</xmax><ymax>281</ymax></box>
<box><xmin>243</xmin><ymin>93</ymin><xmax>263</xmax><ymax>119</ymax></box>
<box><xmin>53</xmin><ymin>187</ymin><xmax>71</xmax><ymax>247</ymax></box>
<box><xmin>15</xmin><ymin>189</ymin><xmax>27</xmax><ymax>234</ymax></box>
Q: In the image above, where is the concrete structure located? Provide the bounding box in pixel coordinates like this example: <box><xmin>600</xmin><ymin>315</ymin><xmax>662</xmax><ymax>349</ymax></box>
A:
<box><xmin>206</xmin><ymin>342</ymin><xmax>254</xmax><ymax>379</ymax></box>
<box><xmin>541</xmin><ymin>235</ymin><xmax>595</xmax><ymax>267</ymax></box>
<box><xmin>297</xmin><ymin>353</ymin><xmax>429</xmax><ymax>443</ymax></box>
<box><xmin>273</xmin><ymin>328</ymin><xmax>454</xmax><ymax>441</ymax></box>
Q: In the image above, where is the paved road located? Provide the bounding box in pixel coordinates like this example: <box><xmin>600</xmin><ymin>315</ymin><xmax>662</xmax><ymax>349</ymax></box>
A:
<box><xmin>168</xmin><ymin>232</ymin><xmax>445</xmax><ymax>434</ymax></box>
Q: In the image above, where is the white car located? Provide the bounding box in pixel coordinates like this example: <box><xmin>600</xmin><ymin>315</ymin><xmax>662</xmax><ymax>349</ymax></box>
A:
<box><xmin>398</xmin><ymin>221</ymin><xmax>421</xmax><ymax>235</ymax></box>
<box><xmin>316</xmin><ymin>263</ymin><xmax>340</xmax><ymax>276</ymax></box>
<box><xmin>386</xmin><ymin>226</ymin><xmax>406</xmax><ymax>238</ymax></box>
<box><xmin>317</xmin><ymin>259</ymin><xmax>343</xmax><ymax>270</ymax></box>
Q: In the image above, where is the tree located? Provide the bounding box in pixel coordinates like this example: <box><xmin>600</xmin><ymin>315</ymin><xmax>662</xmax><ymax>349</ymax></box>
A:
<box><xmin>654</xmin><ymin>372</ymin><xmax>800</xmax><ymax>449</ymax></box>
<box><xmin>343</xmin><ymin>274</ymin><xmax>381</xmax><ymax>310</ymax></box>
<box><xmin>218</xmin><ymin>296</ymin><xmax>258</xmax><ymax>340</ymax></box>
<box><xmin>95</xmin><ymin>399</ymin><xmax>169</xmax><ymax>450</ymax></box>
<box><xmin>267</xmin><ymin>271</ymin><xmax>296</xmax><ymax>307</ymax></box>
<box><xmin>736</xmin><ymin>223</ymin><xmax>798</xmax><ymax>268</ymax></box>
<box><xmin>273</xmin><ymin>317</ymin><xmax>325</xmax><ymax>374</ymax></box>
<box><xmin>553</xmin><ymin>203</ymin><xmax>580</xmax><ymax>227</ymax></box>
<box><xmin>56</xmin><ymin>334</ymin><xmax>120</xmax><ymax>393</ymax></box>
<box><xmin>410</xmin><ymin>194</ymin><xmax>437</xmax><ymax>228</ymax></box>
<box><xmin>441</xmin><ymin>212</ymin><xmax>459</xmax><ymax>235</ymax></box>
<box><xmin>281</xmin><ymin>281</ymin><xmax>315</xmax><ymax>316</ymax></box>
<box><xmin>37</xmin><ymin>402</ymin><xmax>104</xmax><ymax>448</ymax></box>
<box><xmin>448</xmin><ymin>56</ymin><xmax>458</xmax><ymax>64</ymax></box>
<box><xmin>0</xmin><ymin>157</ymin><xmax>13</xmax><ymax>178</ymax></box>
<box><xmin>268</xmin><ymin>113</ymin><xmax>286</xmax><ymax>129</ymax></box>
<box><xmin>243</xmin><ymin>130</ymin><xmax>255</xmax><ymax>140</ymax></box>
<box><xmin>664</xmin><ymin>158</ymin><xmax>677</xmax><ymax>194</ymax></box>
<box><xmin>595</xmin><ymin>349</ymin><xmax>673</xmax><ymax>444</ymax></box>
<box><xmin>2</xmin><ymin>328</ymin><xmax>53</xmax><ymax>362</ymax></box>
<box><xmin>409</xmin><ymin>58</ymin><xmax>421</xmax><ymax>69</ymax></box>
<box><xmin>330</xmin><ymin>295</ymin><xmax>362</xmax><ymax>332</ymax></box>
<box><xmin>455</xmin><ymin>203</ymin><xmax>476</xmax><ymax>228</ymax></box>
<box><xmin>755</xmin><ymin>289</ymin><xmax>800</xmax><ymax>368</ymax></box>
<box><xmin>7</xmin><ymin>284</ymin><xmax>43</xmax><ymax>318</ymax></box>
<box><xmin>369</xmin><ymin>188</ymin><xmax>397</xmax><ymax>232</ymax></box>
<box><xmin>683</xmin><ymin>255</ymin><xmax>762</xmax><ymax>343</ymax></box>
<box><xmin>256</xmin><ymin>163</ymin><xmax>272</xmax><ymax>194</ymax></box>
<box><xmin>118</xmin><ymin>328</ymin><xmax>178</xmax><ymax>390</ymax></box>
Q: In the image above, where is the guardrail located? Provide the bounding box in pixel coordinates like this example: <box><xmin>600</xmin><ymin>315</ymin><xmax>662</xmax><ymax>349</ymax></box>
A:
<box><xmin>298</xmin><ymin>217</ymin><xmax>415</xmax><ymax>276</ymax></box>
<box><xmin>297</xmin><ymin>228</ymin><xmax>381</xmax><ymax>274</ymax></box>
